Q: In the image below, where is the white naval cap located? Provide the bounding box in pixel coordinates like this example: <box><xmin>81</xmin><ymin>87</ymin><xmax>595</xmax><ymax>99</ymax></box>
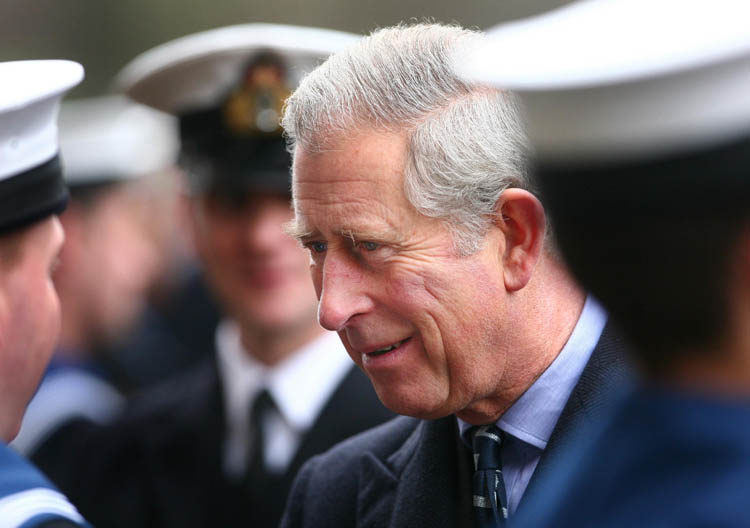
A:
<box><xmin>0</xmin><ymin>60</ymin><xmax>84</xmax><ymax>232</ymax></box>
<box><xmin>114</xmin><ymin>23</ymin><xmax>360</xmax><ymax>196</ymax></box>
<box><xmin>459</xmin><ymin>0</ymin><xmax>750</xmax><ymax>165</ymax></box>
<box><xmin>59</xmin><ymin>96</ymin><xmax>178</xmax><ymax>186</ymax></box>
<box><xmin>115</xmin><ymin>23</ymin><xmax>360</xmax><ymax>115</ymax></box>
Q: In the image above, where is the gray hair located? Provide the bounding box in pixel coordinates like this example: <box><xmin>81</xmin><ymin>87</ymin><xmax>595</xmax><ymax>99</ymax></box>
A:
<box><xmin>283</xmin><ymin>23</ymin><xmax>532</xmax><ymax>255</ymax></box>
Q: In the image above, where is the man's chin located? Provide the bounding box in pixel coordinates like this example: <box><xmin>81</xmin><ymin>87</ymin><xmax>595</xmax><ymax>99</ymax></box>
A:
<box><xmin>1</xmin><ymin>412</ymin><xmax>23</xmax><ymax>443</ymax></box>
<box><xmin>371</xmin><ymin>383</ymin><xmax>452</xmax><ymax>419</ymax></box>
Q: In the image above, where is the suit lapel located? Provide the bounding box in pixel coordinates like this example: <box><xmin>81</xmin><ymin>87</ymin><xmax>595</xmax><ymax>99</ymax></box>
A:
<box><xmin>287</xmin><ymin>366</ymin><xmax>393</xmax><ymax>481</ymax></box>
<box><xmin>519</xmin><ymin>321</ymin><xmax>634</xmax><ymax>513</ymax></box>
<box><xmin>357</xmin><ymin>416</ymin><xmax>474</xmax><ymax>528</ymax></box>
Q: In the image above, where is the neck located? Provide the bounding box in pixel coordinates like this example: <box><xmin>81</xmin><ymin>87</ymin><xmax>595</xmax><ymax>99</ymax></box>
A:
<box><xmin>461</xmin><ymin>254</ymin><xmax>586</xmax><ymax>424</ymax></box>
<box><xmin>512</xmin><ymin>254</ymin><xmax>587</xmax><ymax>390</ymax></box>
<box><xmin>239</xmin><ymin>320</ymin><xmax>326</xmax><ymax>367</ymax></box>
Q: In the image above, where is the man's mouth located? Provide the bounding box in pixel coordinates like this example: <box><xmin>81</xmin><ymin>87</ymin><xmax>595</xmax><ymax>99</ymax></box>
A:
<box><xmin>367</xmin><ymin>337</ymin><xmax>411</xmax><ymax>357</ymax></box>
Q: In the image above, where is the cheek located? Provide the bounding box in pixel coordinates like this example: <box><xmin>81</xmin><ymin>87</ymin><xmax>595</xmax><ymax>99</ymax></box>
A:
<box><xmin>310</xmin><ymin>263</ymin><xmax>323</xmax><ymax>299</ymax></box>
<box><xmin>336</xmin><ymin>331</ymin><xmax>359</xmax><ymax>362</ymax></box>
<box><xmin>385</xmin><ymin>259</ymin><xmax>503</xmax><ymax>348</ymax></box>
<box><xmin>41</xmin><ymin>276</ymin><xmax>62</xmax><ymax>344</ymax></box>
<box><xmin>15</xmin><ymin>275</ymin><xmax>61</xmax><ymax>366</ymax></box>
<box><xmin>381</xmin><ymin>267</ymin><xmax>451</xmax><ymax>355</ymax></box>
<box><xmin>384</xmin><ymin>261</ymin><xmax>459</xmax><ymax>320</ymax></box>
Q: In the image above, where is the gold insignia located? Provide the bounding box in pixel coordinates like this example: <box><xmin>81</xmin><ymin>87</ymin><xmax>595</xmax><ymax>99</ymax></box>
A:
<box><xmin>223</xmin><ymin>52</ymin><xmax>291</xmax><ymax>136</ymax></box>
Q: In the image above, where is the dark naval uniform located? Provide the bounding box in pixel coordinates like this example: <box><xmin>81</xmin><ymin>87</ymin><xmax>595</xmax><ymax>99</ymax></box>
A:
<box><xmin>0</xmin><ymin>444</ymin><xmax>89</xmax><ymax>528</ymax></box>
<box><xmin>33</xmin><ymin>358</ymin><xmax>393</xmax><ymax>528</ymax></box>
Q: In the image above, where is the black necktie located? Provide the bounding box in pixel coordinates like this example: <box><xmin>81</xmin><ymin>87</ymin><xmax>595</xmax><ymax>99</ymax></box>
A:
<box><xmin>471</xmin><ymin>425</ymin><xmax>508</xmax><ymax>527</ymax></box>
<box><xmin>246</xmin><ymin>388</ymin><xmax>276</xmax><ymax>478</ymax></box>
<box><xmin>242</xmin><ymin>389</ymin><xmax>286</xmax><ymax>526</ymax></box>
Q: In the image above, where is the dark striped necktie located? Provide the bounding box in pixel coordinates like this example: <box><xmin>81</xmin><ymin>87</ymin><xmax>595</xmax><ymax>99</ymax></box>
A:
<box><xmin>471</xmin><ymin>424</ymin><xmax>508</xmax><ymax>527</ymax></box>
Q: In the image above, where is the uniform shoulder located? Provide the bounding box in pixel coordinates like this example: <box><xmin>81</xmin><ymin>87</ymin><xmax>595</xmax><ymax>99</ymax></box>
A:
<box><xmin>121</xmin><ymin>359</ymin><xmax>219</xmax><ymax>422</ymax></box>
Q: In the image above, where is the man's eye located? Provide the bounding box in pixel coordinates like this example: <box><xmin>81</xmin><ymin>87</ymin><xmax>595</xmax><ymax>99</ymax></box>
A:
<box><xmin>359</xmin><ymin>241</ymin><xmax>379</xmax><ymax>252</ymax></box>
<box><xmin>307</xmin><ymin>241</ymin><xmax>327</xmax><ymax>254</ymax></box>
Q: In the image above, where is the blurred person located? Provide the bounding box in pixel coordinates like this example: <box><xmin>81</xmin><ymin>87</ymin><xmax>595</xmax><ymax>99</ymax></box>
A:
<box><xmin>462</xmin><ymin>0</ymin><xmax>750</xmax><ymax>525</ymax></box>
<box><xmin>107</xmin><ymin>144</ymin><xmax>222</xmax><ymax>392</ymax></box>
<box><xmin>279</xmin><ymin>23</ymin><xmax>632</xmax><ymax>528</ymax></box>
<box><xmin>12</xmin><ymin>96</ymin><xmax>177</xmax><ymax>457</ymax></box>
<box><xmin>106</xmin><ymin>243</ymin><xmax>221</xmax><ymax>391</ymax></box>
<box><xmin>34</xmin><ymin>25</ymin><xmax>394</xmax><ymax>528</ymax></box>
<box><xmin>0</xmin><ymin>59</ymin><xmax>90</xmax><ymax>527</ymax></box>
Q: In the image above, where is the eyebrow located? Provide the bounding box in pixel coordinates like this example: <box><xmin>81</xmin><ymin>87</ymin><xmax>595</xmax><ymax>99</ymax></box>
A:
<box><xmin>339</xmin><ymin>228</ymin><xmax>396</xmax><ymax>244</ymax></box>
<box><xmin>284</xmin><ymin>219</ymin><xmax>397</xmax><ymax>245</ymax></box>
<box><xmin>283</xmin><ymin>219</ymin><xmax>314</xmax><ymax>242</ymax></box>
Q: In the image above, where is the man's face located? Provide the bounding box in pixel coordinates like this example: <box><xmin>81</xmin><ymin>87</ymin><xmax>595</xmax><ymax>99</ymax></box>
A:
<box><xmin>63</xmin><ymin>184</ymin><xmax>161</xmax><ymax>345</ymax></box>
<box><xmin>189</xmin><ymin>190</ymin><xmax>319</xmax><ymax>336</ymax></box>
<box><xmin>292</xmin><ymin>130</ymin><xmax>513</xmax><ymax>419</ymax></box>
<box><xmin>0</xmin><ymin>216</ymin><xmax>64</xmax><ymax>440</ymax></box>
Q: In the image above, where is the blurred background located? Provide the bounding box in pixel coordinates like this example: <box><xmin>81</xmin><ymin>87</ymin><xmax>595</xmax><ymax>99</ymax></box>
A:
<box><xmin>0</xmin><ymin>0</ymin><xmax>570</xmax><ymax>97</ymax></box>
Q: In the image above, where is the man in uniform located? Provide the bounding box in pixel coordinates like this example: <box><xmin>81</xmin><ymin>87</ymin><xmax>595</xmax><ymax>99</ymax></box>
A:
<box><xmin>35</xmin><ymin>25</ymin><xmax>393</xmax><ymax>528</ymax></box>
<box><xmin>13</xmin><ymin>96</ymin><xmax>175</xmax><ymax>456</ymax></box>
<box><xmin>462</xmin><ymin>0</ymin><xmax>749</xmax><ymax>525</ymax></box>
<box><xmin>0</xmin><ymin>59</ymin><xmax>90</xmax><ymax>528</ymax></box>
<box><xmin>280</xmin><ymin>23</ymin><xmax>631</xmax><ymax>528</ymax></box>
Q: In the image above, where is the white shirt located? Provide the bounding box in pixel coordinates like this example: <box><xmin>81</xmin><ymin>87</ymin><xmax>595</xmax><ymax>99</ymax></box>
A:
<box><xmin>215</xmin><ymin>320</ymin><xmax>353</xmax><ymax>477</ymax></box>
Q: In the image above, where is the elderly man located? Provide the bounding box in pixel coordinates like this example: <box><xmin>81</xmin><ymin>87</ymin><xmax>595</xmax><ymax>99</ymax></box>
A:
<box><xmin>33</xmin><ymin>25</ymin><xmax>393</xmax><ymax>528</ymax></box>
<box><xmin>280</xmin><ymin>24</ymin><xmax>631</xmax><ymax>528</ymax></box>
<box><xmin>0</xmin><ymin>59</ymin><xmax>89</xmax><ymax>527</ymax></box>
<box><xmin>462</xmin><ymin>0</ymin><xmax>750</xmax><ymax>525</ymax></box>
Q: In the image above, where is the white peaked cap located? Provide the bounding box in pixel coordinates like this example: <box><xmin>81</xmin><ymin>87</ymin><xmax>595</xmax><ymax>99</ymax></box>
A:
<box><xmin>0</xmin><ymin>60</ymin><xmax>84</xmax><ymax>180</ymax></box>
<box><xmin>115</xmin><ymin>23</ymin><xmax>360</xmax><ymax>114</ymax></box>
<box><xmin>59</xmin><ymin>96</ymin><xmax>178</xmax><ymax>185</ymax></box>
<box><xmin>458</xmin><ymin>0</ymin><xmax>750</xmax><ymax>163</ymax></box>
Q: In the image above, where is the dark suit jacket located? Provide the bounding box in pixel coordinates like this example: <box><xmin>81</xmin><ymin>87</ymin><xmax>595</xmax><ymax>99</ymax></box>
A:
<box><xmin>33</xmin><ymin>357</ymin><xmax>394</xmax><ymax>528</ymax></box>
<box><xmin>281</xmin><ymin>322</ymin><xmax>633</xmax><ymax>528</ymax></box>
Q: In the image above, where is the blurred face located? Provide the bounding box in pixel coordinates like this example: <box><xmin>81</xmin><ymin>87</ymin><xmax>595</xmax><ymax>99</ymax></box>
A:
<box><xmin>292</xmin><ymin>130</ymin><xmax>512</xmax><ymax>419</ymax></box>
<box><xmin>72</xmin><ymin>185</ymin><xmax>161</xmax><ymax>343</ymax></box>
<box><xmin>189</xmin><ymin>190</ymin><xmax>319</xmax><ymax>336</ymax></box>
<box><xmin>0</xmin><ymin>217</ymin><xmax>64</xmax><ymax>440</ymax></box>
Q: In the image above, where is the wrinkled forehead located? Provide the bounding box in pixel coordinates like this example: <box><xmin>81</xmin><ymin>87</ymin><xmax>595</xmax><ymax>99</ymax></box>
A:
<box><xmin>288</xmin><ymin>132</ymin><xmax>417</xmax><ymax>237</ymax></box>
<box><xmin>292</xmin><ymin>129</ymin><xmax>408</xmax><ymax>198</ymax></box>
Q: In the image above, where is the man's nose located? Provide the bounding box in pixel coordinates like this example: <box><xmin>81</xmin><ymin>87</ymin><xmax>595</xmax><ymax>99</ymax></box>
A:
<box><xmin>317</xmin><ymin>256</ymin><xmax>374</xmax><ymax>332</ymax></box>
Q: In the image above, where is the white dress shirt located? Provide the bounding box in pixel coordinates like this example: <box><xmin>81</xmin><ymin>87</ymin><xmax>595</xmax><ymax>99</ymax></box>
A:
<box><xmin>458</xmin><ymin>295</ymin><xmax>608</xmax><ymax>514</ymax></box>
<box><xmin>215</xmin><ymin>320</ymin><xmax>353</xmax><ymax>477</ymax></box>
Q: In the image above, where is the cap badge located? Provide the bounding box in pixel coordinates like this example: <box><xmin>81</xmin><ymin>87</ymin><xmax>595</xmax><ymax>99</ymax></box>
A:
<box><xmin>223</xmin><ymin>53</ymin><xmax>291</xmax><ymax>136</ymax></box>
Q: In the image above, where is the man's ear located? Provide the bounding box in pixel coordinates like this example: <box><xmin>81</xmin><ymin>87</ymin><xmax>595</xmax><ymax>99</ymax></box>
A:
<box><xmin>494</xmin><ymin>188</ymin><xmax>547</xmax><ymax>292</ymax></box>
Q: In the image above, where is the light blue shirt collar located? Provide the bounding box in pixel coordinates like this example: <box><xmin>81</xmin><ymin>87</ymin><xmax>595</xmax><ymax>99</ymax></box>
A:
<box><xmin>458</xmin><ymin>295</ymin><xmax>607</xmax><ymax>448</ymax></box>
<box><xmin>457</xmin><ymin>296</ymin><xmax>607</xmax><ymax>514</ymax></box>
